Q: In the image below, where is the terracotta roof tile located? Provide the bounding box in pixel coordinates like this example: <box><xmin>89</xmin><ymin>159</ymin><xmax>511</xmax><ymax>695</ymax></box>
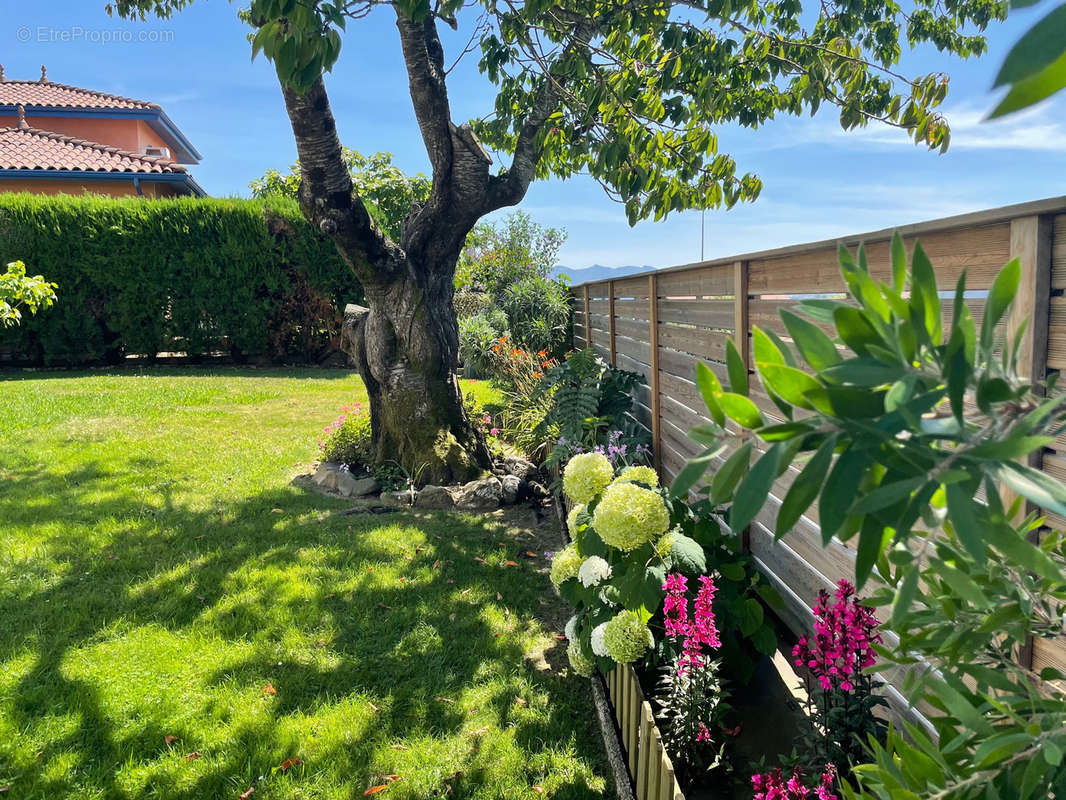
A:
<box><xmin>0</xmin><ymin>126</ymin><xmax>188</xmax><ymax>174</ymax></box>
<box><xmin>0</xmin><ymin>80</ymin><xmax>158</xmax><ymax>112</ymax></box>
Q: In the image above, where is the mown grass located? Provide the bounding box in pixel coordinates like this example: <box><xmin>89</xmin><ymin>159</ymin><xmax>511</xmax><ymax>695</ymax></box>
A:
<box><xmin>0</xmin><ymin>368</ymin><xmax>610</xmax><ymax>800</ymax></box>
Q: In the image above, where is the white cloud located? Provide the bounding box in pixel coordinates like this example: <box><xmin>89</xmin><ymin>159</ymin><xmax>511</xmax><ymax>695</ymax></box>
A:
<box><xmin>764</xmin><ymin>100</ymin><xmax>1066</xmax><ymax>153</ymax></box>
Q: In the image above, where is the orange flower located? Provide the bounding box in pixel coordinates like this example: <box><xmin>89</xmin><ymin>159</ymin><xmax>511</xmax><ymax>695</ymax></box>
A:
<box><xmin>533</xmin><ymin>371</ymin><xmax>543</xmax><ymax>379</ymax></box>
<box><xmin>498</xmin><ymin>336</ymin><xmax>508</xmax><ymax>343</ymax></box>
<box><xmin>537</xmin><ymin>349</ymin><xmax>548</xmax><ymax>358</ymax></box>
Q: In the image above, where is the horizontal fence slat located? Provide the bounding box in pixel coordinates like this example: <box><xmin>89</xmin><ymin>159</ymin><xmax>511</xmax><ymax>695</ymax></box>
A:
<box><xmin>657</xmin><ymin>265</ymin><xmax>734</xmax><ymax>298</ymax></box>
<box><xmin>656</xmin><ymin>298</ymin><xmax>735</xmax><ymax>329</ymax></box>
<box><xmin>657</xmin><ymin>324</ymin><xmax>730</xmax><ymax>362</ymax></box>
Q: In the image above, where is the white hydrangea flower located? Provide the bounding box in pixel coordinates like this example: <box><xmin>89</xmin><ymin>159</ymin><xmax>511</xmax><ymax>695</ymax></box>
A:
<box><xmin>578</xmin><ymin>556</ymin><xmax>612</xmax><ymax>588</ymax></box>
<box><xmin>591</xmin><ymin>622</ymin><xmax>610</xmax><ymax>657</ymax></box>
<box><xmin>565</xmin><ymin>615</ymin><xmax>579</xmax><ymax>641</ymax></box>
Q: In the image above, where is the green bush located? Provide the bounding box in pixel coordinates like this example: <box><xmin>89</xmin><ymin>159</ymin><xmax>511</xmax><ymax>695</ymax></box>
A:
<box><xmin>458</xmin><ymin>309</ymin><xmax>509</xmax><ymax>378</ymax></box>
<box><xmin>0</xmin><ymin>193</ymin><xmax>360</xmax><ymax>364</ymax></box>
<box><xmin>500</xmin><ymin>274</ymin><xmax>572</xmax><ymax>357</ymax></box>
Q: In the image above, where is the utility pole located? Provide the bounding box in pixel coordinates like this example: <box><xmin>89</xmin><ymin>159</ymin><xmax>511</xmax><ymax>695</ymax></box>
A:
<box><xmin>700</xmin><ymin>207</ymin><xmax>706</xmax><ymax>261</ymax></box>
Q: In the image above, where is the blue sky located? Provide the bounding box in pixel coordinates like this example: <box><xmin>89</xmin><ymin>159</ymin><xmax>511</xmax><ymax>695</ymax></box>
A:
<box><xmin>1</xmin><ymin>0</ymin><xmax>1063</xmax><ymax>269</ymax></box>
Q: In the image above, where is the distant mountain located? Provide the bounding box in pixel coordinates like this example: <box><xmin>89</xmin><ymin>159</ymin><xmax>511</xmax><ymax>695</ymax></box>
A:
<box><xmin>553</xmin><ymin>263</ymin><xmax>656</xmax><ymax>285</ymax></box>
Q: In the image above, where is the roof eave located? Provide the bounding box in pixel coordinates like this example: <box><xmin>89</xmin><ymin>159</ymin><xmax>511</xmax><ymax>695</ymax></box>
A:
<box><xmin>0</xmin><ymin>105</ymin><xmax>203</xmax><ymax>164</ymax></box>
<box><xmin>0</xmin><ymin>169</ymin><xmax>208</xmax><ymax>197</ymax></box>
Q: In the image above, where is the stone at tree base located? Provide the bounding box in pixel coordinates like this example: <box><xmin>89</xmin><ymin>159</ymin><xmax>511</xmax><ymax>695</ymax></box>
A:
<box><xmin>415</xmin><ymin>485</ymin><xmax>456</xmax><ymax>509</ymax></box>
<box><xmin>503</xmin><ymin>457</ymin><xmax>537</xmax><ymax>481</ymax></box>
<box><xmin>379</xmin><ymin>490</ymin><xmax>415</xmax><ymax>507</ymax></box>
<box><xmin>501</xmin><ymin>475</ymin><xmax>521</xmax><ymax>505</ymax></box>
<box><xmin>346</xmin><ymin>476</ymin><xmax>380</xmax><ymax>497</ymax></box>
<box><xmin>526</xmin><ymin>481</ymin><xmax>549</xmax><ymax>500</ymax></box>
<box><xmin>455</xmin><ymin>476</ymin><xmax>503</xmax><ymax>510</ymax></box>
<box><xmin>313</xmin><ymin>462</ymin><xmax>340</xmax><ymax>489</ymax></box>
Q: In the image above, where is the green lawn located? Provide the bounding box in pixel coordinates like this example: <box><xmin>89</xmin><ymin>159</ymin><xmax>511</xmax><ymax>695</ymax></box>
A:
<box><xmin>0</xmin><ymin>368</ymin><xmax>610</xmax><ymax>800</ymax></box>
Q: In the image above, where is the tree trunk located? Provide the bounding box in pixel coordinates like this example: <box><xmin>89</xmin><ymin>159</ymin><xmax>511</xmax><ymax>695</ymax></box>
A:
<box><xmin>279</xmin><ymin>1</ymin><xmax>554</xmax><ymax>486</ymax></box>
<box><xmin>345</xmin><ymin>256</ymin><xmax>490</xmax><ymax>486</ymax></box>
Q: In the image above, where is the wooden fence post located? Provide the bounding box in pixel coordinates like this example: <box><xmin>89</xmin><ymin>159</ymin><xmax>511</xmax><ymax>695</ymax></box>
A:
<box><xmin>1008</xmin><ymin>216</ymin><xmax>1053</xmax><ymax>386</ymax></box>
<box><xmin>648</xmin><ymin>273</ymin><xmax>661</xmax><ymax>474</ymax></box>
<box><xmin>608</xmin><ymin>280</ymin><xmax>617</xmax><ymax>365</ymax></box>
<box><xmin>583</xmin><ymin>284</ymin><xmax>591</xmax><ymax>349</ymax></box>
<box><xmin>1006</xmin><ymin>214</ymin><xmax>1053</xmax><ymax>670</ymax></box>
<box><xmin>733</xmin><ymin>260</ymin><xmax>749</xmax><ymax>371</ymax></box>
<box><xmin>733</xmin><ymin>260</ymin><xmax>751</xmax><ymax>550</ymax></box>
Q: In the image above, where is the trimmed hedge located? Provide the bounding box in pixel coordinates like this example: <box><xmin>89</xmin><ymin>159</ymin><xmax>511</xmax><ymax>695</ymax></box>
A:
<box><xmin>0</xmin><ymin>193</ymin><xmax>361</xmax><ymax>365</ymax></box>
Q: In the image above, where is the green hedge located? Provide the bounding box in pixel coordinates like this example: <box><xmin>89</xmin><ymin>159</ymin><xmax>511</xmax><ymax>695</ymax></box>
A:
<box><xmin>0</xmin><ymin>193</ymin><xmax>362</xmax><ymax>365</ymax></box>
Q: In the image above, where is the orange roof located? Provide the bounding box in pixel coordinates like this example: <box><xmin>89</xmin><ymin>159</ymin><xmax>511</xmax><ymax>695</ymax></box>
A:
<box><xmin>0</xmin><ymin>79</ymin><xmax>158</xmax><ymax>111</ymax></box>
<box><xmin>0</xmin><ymin>125</ymin><xmax>188</xmax><ymax>174</ymax></box>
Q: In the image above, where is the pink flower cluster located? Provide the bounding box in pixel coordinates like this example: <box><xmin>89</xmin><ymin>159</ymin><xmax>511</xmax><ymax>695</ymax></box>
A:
<box><xmin>474</xmin><ymin>413</ymin><xmax>500</xmax><ymax>438</ymax></box>
<box><xmin>793</xmin><ymin>580</ymin><xmax>881</xmax><ymax>693</ymax></box>
<box><xmin>317</xmin><ymin>402</ymin><xmax>363</xmax><ymax>450</ymax></box>
<box><xmin>752</xmin><ymin>765</ymin><xmax>838</xmax><ymax>800</ymax></box>
<box><xmin>663</xmin><ymin>573</ymin><xmax>722</xmax><ymax>674</ymax></box>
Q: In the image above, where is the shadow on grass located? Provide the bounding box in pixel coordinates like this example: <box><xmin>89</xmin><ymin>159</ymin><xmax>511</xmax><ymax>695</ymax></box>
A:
<box><xmin>0</xmin><ymin>366</ymin><xmax>358</xmax><ymax>383</ymax></box>
<box><xmin>0</xmin><ymin>464</ymin><xmax>606</xmax><ymax>799</ymax></box>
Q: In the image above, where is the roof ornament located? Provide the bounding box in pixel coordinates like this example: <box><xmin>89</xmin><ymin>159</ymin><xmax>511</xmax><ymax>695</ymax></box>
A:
<box><xmin>17</xmin><ymin>104</ymin><xmax>28</xmax><ymax>129</ymax></box>
<box><xmin>0</xmin><ymin>64</ymin><xmax>6</xmax><ymax>83</ymax></box>
<box><xmin>39</xmin><ymin>65</ymin><xmax>48</xmax><ymax>83</ymax></box>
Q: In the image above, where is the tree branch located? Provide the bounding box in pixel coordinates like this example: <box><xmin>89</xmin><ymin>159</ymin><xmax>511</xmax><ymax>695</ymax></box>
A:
<box><xmin>483</xmin><ymin>15</ymin><xmax>596</xmax><ymax>213</ymax></box>
<box><xmin>280</xmin><ymin>77</ymin><xmax>404</xmax><ymax>283</ymax></box>
<box><xmin>394</xmin><ymin>9</ymin><xmax>453</xmax><ymax>175</ymax></box>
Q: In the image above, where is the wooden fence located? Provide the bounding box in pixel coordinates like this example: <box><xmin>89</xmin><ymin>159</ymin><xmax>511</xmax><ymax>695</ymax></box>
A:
<box><xmin>606</xmin><ymin>664</ymin><xmax>684</xmax><ymax>800</ymax></box>
<box><xmin>570</xmin><ymin>195</ymin><xmax>1066</xmax><ymax>698</ymax></box>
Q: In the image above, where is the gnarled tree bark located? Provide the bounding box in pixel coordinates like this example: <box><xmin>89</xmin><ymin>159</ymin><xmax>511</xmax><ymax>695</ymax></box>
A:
<box><xmin>277</xmin><ymin>9</ymin><xmax>583</xmax><ymax>485</ymax></box>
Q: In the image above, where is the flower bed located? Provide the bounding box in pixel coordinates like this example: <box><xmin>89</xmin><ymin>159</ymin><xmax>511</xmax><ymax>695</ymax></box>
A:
<box><xmin>556</xmin><ymin>489</ymin><xmax>815</xmax><ymax>800</ymax></box>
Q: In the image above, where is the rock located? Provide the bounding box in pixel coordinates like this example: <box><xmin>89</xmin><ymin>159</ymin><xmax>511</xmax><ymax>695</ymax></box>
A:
<box><xmin>346</xmin><ymin>476</ymin><xmax>380</xmax><ymax>497</ymax></box>
<box><xmin>379</xmin><ymin>489</ymin><xmax>415</xmax><ymax>507</ymax></box>
<box><xmin>313</xmin><ymin>462</ymin><xmax>340</xmax><ymax>489</ymax></box>
<box><xmin>526</xmin><ymin>480</ymin><xmax>549</xmax><ymax>499</ymax></box>
<box><xmin>501</xmin><ymin>475</ymin><xmax>521</xmax><ymax>505</ymax></box>
<box><xmin>503</xmin><ymin>457</ymin><xmax>538</xmax><ymax>481</ymax></box>
<box><xmin>455</xmin><ymin>476</ymin><xmax>503</xmax><ymax>510</ymax></box>
<box><xmin>415</xmin><ymin>485</ymin><xmax>455</xmax><ymax>509</ymax></box>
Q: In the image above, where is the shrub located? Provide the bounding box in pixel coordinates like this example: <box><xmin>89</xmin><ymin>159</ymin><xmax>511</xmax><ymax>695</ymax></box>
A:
<box><xmin>0</xmin><ymin>194</ymin><xmax>359</xmax><ymax>364</ymax></box>
<box><xmin>556</xmin><ymin>454</ymin><xmax>700</xmax><ymax>676</ymax></box>
<box><xmin>455</xmin><ymin>211</ymin><xmax>565</xmax><ymax>299</ymax></box>
<box><xmin>499</xmin><ymin>274</ymin><xmax>572</xmax><ymax>358</ymax></box>
<box><xmin>458</xmin><ymin>310</ymin><xmax>509</xmax><ymax>378</ymax></box>
<box><xmin>454</xmin><ymin>290</ymin><xmax>491</xmax><ymax>319</ymax></box>
<box><xmin>675</xmin><ymin>233</ymin><xmax>1066</xmax><ymax>799</ymax></box>
<box><xmin>319</xmin><ymin>402</ymin><xmax>371</xmax><ymax>465</ymax></box>
<box><xmin>532</xmin><ymin>348</ymin><xmax>651</xmax><ymax>470</ymax></box>
<box><xmin>1</xmin><ymin>261</ymin><xmax>56</xmax><ymax>327</ymax></box>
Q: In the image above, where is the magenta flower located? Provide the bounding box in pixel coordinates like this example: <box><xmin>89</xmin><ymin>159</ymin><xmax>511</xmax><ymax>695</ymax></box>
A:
<box><xmin>490</xmin><ymin>427</ymin><xmax>500</xmax><ymax>436</ymax></box>
<box><xmin>792</xmin><ymin>580</ymin><xmax>881</xmax><ymax>694</ymax></box>
<box><xmin>662</xmin><ymin>572</ymin><xmax>721</xmax><ymax>674</ymax></box>
<box><xmin>752</xmin><ymin>765</ymin><xmax>838</xmax><ymax>800</ymax></box>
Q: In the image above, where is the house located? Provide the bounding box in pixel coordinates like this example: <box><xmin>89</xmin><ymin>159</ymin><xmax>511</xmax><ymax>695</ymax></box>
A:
<box><xmin>0</xmin><ymin>65</ymin><xmax>205</xmax><ymax>197</ymax></box>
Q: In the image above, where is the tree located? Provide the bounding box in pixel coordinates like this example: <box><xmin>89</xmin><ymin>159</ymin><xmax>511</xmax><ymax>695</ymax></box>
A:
<box><xmin>111</xmin><ymin>0</ymin><xmax>1005</xmax><ymax>484</ymax></box>
<box><xmin>250</xmin><ymin>148</ymin><xmax>430</xmax><ymax>242</ymax></box>
<box><xmin>1</xmin><ymin>261</ymin><xmax>56</xmax><ymax>327</ymax></box>
<box><xmin>456</xmin><ymin>211</ymin><xmax>566</xmax><ymax>299</ymax></box>
<box><xmin>988</xmin><ymin>1</ymin><xmax>1065</xmax><ymax>118</ymax></box>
